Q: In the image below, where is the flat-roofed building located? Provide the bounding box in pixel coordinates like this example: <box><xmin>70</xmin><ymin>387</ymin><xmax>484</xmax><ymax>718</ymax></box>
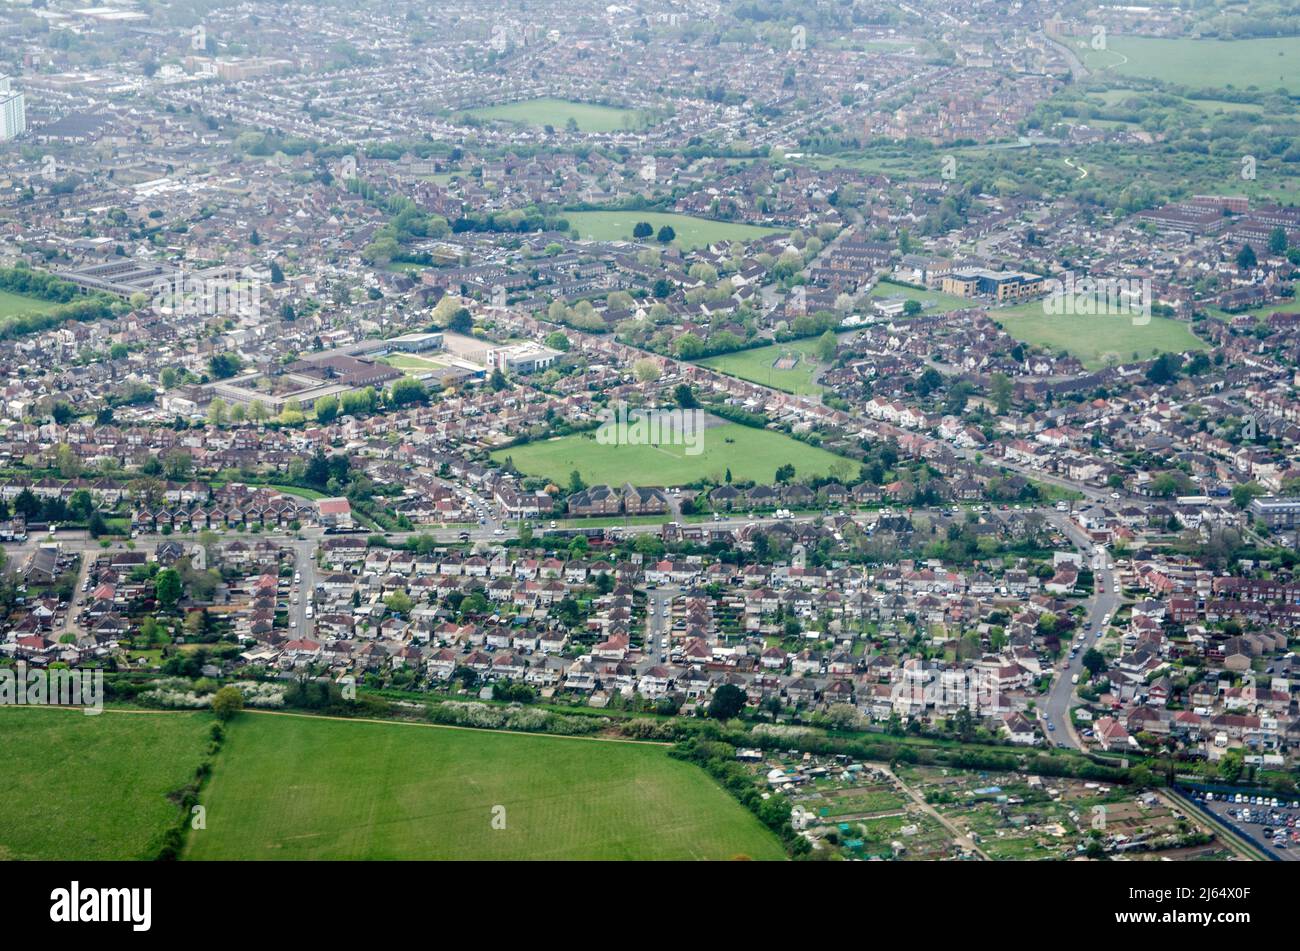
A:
<box><xmin>1250</xmin><ymin>496</ymin><xmax>1300</xmax><ymax>529</ymax></box>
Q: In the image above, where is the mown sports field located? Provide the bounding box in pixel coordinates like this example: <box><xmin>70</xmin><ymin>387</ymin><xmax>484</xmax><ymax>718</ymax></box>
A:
<box><xmin>989</xmin><ymin>305</ymin><xmax>1209</xmax><ymax>370</ymax></box>
<box><xmin>493</xmin><ymin>419</ymin><xmax>855</xmax><ymax>486</ymax></box>
<box><xmin>0</xmin><ymin>708</ymin><xmax>783</xmax><ymax>860</ymax></box>
<box><xmin>563</xmin><ymin>211</ymin><xmax>779</xmax><ymax>250</ymax></box>
<box><xmin>464</xmin><ymin>97</ymin><xmax>644</xmax><ymax>133</ymax></box>
<box><xmin>698</xmin><ymin>340</ymin><xmax>828</xmax><ymax>396</ymax></box>
<box><xmin>186</xmin><ymin>713</ymin><xmax>784</xmax><ymax>860</ymax></box>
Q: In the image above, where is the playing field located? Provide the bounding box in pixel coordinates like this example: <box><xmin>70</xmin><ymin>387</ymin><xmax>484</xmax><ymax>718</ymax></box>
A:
<box><xmin>1078</xmin><ymin>36</ymin><xmax>1298</xmax><ymax>92</ymax></box>
<box><xmin>867</xmin><ymin>281</ymin><xmax>975</xmax><ymax>315</ymax></box>
<box><xmin>0</xmin><ymin>289</ymin><xmax>61</xmax><ymax>322</ymax></box>
<box><xmin>699</xmin><ymin>340</ymin><xmax>826</xmax><ymax>395</ymax></box>
<box><xmin>493</xmin><ymin>419</ymin><xmax>855</xmax><ymax>486</ymax></box>
<box><xmin>0</xmin><ymin>708</ymin><xmax>212</xmax><ymax>860</ymax></box>
<box><xmin>380</xmin><ymin>353</ymin><xmax>449</xmax><ymax>378</ymax></box>
<box><xmin>991</xmin><ymin>305</ymin><xmax>1209</xmax><ymax>370</ymax></box>
<box><xmin>565</xmin><ymin>211</ymin><xmax>779</xmax><ymax>250</ymax></box>
<box><xmin>465</xmin><ymin>97</ymin><xmax>644</xmax><ymax>133</ymax></box>
<box><xmin>186</xmin><ymin>713</ymin><xmax>784</xmax><ymax>860</ymax></box>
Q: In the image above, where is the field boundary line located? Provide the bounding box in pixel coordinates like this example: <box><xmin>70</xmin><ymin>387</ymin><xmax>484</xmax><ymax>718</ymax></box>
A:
<box><xmin>1</xmin><ymin>704</ymin><xmax>672</xmax><ymax>745</ymax></box>
<box><xmin>241</xmin><ymin>707</ymin><xmax>674</xmax><ymax>745</ymax></box>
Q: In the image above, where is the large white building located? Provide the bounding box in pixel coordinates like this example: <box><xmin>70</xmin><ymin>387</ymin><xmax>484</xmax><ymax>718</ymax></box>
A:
<box><xmin>0</xmin><ymin>76</ymin><xmax>26</xmax><ymax>141</ymax></box>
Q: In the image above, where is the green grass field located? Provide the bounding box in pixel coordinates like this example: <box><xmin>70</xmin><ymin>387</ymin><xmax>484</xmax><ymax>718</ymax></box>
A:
<box><xmin>0</xmin><ymin>289</ymin><xmax>61</xmax><ymax>323</ymax></box>
<box><xmin>380</xmin><ymin>353</ymin><xmax>450</xmax><ymax>377</ymax></box>
<box><xmin>186</xmin><ymin>713</ymin><xmax>784</xmax><ymax>860</ymax></box>
<box><xmin>564</xmin><ymin>211</ymin><xmax>779</xmax><ymax>250</ymax></box>
<box><xmin>990</xmin><ymin>304</ymin><xmax>1209</xmax><ymax>369</ymax></box>
<box><xmin>867</xmin><ymin>281</ymin><xmax>975</xmax><ymax>315</ymax></box>
<box><xmin>494</xmin><ymin>419</ymin><xmax>856</xmax><ymax>485</ymax></box>
<box><xmin>1078</xmin><ymin>36</ymin><xmax>1298</xmax><ymax>92</ymax></box>
<box><xmin>699</xmin><ymin>340</ymin><xmax>826</xmax><ymax>395</ymax></box>
<box><xmin>0</xmin><ymin>708</ymin><xmax>212</xmax><ymax>860</ymax></box>
<box><xmin>465</xmin><ymin>98</ymin><xmax>644</xmax><ymax>133</ymax></box>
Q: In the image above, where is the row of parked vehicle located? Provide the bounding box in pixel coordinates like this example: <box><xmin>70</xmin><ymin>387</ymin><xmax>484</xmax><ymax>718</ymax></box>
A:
<box><xmin>1190</xmin><ymin>791</ymin><xmax>1300</xmax><ymax>850</ymax></box>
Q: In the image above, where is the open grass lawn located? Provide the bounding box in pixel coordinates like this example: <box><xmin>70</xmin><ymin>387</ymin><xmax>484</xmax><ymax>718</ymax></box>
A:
<box><xmin>699</xmin><ymin>340</ymin><xmax>826</xmax><ymax>395</ymax></box>
<box><xmin>465</xmin><ymin>98</ymin><xmax>644</xmax><ymax>133</ymax></box>
<box><xmin>493</xmin><ymin>419</ymin><xmax>856</xmax><ymax>486</ymax></box>
<box><xmin>186</xmin><ymin>713</ymin><xmax>784</xmax><ymax>860</ymax></box>
<box><xmin>564</xmin><ymin>211</ymin><xmax>779</xmax><ymax>250</ymax></box>
<box><xmin>0</xmin><ymin>289</ymin><xmax>61</xmax><ymax>323</ymax></box>
<box><xmin>867</xmin><ymin>281</ymin><xmax>975</xmax><ymax>315</ymax></box>
<box><xmin>1078</xmin><ymin>36</ymin><xmax>1298</xmax><ymax>92</ymax></box>
<box><xmin>989</xmin><ymin>304</ymin><xmax>1209</xmax><ymax>370</ymax></box>
<box><xmin>0</xmin><ymin>708</ymin><xmax>212</xmax><ymax>860</ymax></box>
<box><xmin>380</xmin><ymin>353</ymin><xmax>450</xmax><ymax>378</ymax></box>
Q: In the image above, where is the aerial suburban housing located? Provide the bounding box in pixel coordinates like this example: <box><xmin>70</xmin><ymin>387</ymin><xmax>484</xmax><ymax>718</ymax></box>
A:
<box><xmin>0</xmin><ymin>0</ymin><xmax>1295</xmax><ymax>913</ymax></box>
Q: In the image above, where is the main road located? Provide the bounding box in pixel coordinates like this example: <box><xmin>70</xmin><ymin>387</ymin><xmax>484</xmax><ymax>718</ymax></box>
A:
<box><xmin>1041</xmin><ymin>513</ymin><xmax>1120</xmax><ymax>747</ymax></box>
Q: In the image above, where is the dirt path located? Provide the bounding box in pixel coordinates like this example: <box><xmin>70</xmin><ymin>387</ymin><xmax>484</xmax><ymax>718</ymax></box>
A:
<box><xmin>879</xmin><ymin>764</ymin><xmax>991</xmax><ymax>860</ymax></box>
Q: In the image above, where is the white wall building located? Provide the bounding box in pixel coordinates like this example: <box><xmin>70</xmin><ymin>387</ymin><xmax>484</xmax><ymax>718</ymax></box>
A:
<box><xmin>0</xmin><ymin>77</ymin><xmax>26</xmax><ymax>141</ymax></box>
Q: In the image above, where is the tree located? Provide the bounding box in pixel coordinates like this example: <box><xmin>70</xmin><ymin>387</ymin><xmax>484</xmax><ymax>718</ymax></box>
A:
<box><xmin>448</xmin><ymin>308</ymin><xmax>473</xmax><ymax>333</ymax></box>
<box><xmin>1269</xmin><ymin>226</ymin><xmax>1289</xmax><ymax>255</ymax></box>
<box><xmin>207</xmin><ymin>397</ymin><xmax>227</xmax><ymax>426</ymax></box>
<box><xmin>632</xmin><ymin>221</ymin><xmax>653</xmax><ymax>239</ymax></box>
<box><xmin>13</xmin><ymin>488</ymin><xmax>39</xmax><ymax>520</ymax></box>
<box><xmin>1081</xmin><ymin>648</ymin><xmax>1106</xmax><ymax>677</ymax></box>
<box><xmin>544</xmin><ymin>331</ymin><xmax>570</xmax><ymax>352</ymax></box>
<box><xmin>155</xmin><ymin>568</ymin><xmax>182</xmax><ymax>610</ymax></box>
<box><xmin>990</xmin><ymin>372</ymin><xmax>1013</xmax><ymax>415</ymax></box>
<box><xmin>774</xmin><ymin>463</ymin><xmax>796</xmax><ymax>484</ymax></box>
<box><xmin>211</xmin><ymin>685</ymin><xmax>244</xmax><ymax>721</ymax></box>
<box><xmin>674</xmin><ymin>383</ymin><xmax>698</xmax><ymax>408</ymax></box>
<box><xmin>1236</xmin><ymin>244</ymin><xmax>1257</xmax><ymax>270</ymax></box>
<box><xmin>656</xmin><ymin>225</ymin><xmax>676</xmax><ymax>244</ymax></box>
<box><xmin>208</xmin><ymin>353</ymin><xmax>242</xmax><ymax>379</ymax></box>
<box><xmin>1146</xmin><ymin>352</ymin><xmax>1181</xmax><ymax>385</ymax></box>
<box><xmin>633</xmin><ymin>358</ymin><xmax>661</xmax><ymax>382</ymax></box>
<box><xmin>269</xmin><ymin>260</ymin><xmax>285</xmax><ymax>283</ymax></box>
<box><xmin>388</xmin><ymin>377</ymin><xmax>427</xmax><ymax>406</ymax></box>
<box><xmin>384</xmin><ymin>591</ymin><xmax>414</xmax><ymax>615</ymax></box>
<box><xmin>815</xmin><ymin>329</ymin><xmax>837</xmax><ymax>362</ymax></box>
<box><xmin>708</xmin><ymin>683</ymin><xmax>747</xmax><ymax>720</ymax></box>
<box><xmin>1233</xmin><ymin>481</ymin><xmax>1264</xmax><ymax>510</ymax></box>
<box><xmin>314</xmin><ymin>395</ymin><xmax>339</xmax><ymax>424</ymax></box>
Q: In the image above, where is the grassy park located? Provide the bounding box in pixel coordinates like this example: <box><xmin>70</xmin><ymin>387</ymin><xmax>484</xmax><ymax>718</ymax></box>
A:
<box><xmin>699</xmin><ymin>340</ymin><xmax>827</xmax><ymax>395</ymax></box>
<box><xmin>494</xmin><ymin>419</ymin><xmax>857</xmax><ymax>486</ymax></box>
<box><xmin>465</xmin><ymin>98</ymin><xmax>646</xmax><ymax>133</ymax></box>
<box><xmin>990</xmin><ymin>304</ymin><xmax>1209</xmax><ymax>370</ymax></box>
<box><xmin>564</xmin><ymin>211</ymin><xmax>779</xmax><ymax>250</ymax></box>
